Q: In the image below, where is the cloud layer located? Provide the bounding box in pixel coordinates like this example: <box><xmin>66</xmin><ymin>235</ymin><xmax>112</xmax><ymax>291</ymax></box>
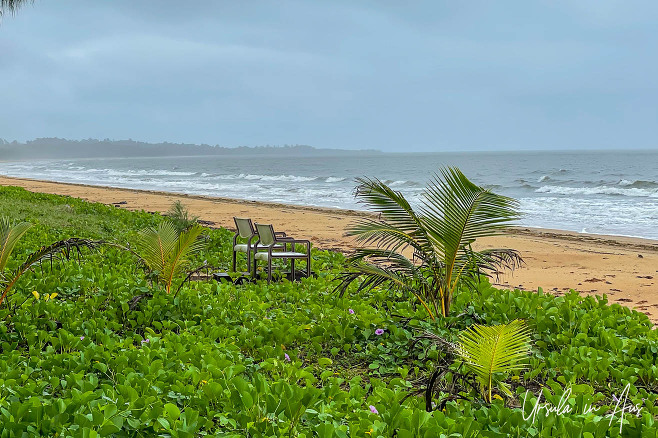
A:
<box><xmin>1</xmin><ymin>0</ymin><xmax>657</xmax><ymax>151</ymax></box>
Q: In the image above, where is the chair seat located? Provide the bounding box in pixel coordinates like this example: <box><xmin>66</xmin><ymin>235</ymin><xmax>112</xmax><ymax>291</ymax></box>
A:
<box><xmin>254</xmin><ymin>251</ymin><xmax>308</xmax><ymax>261</ymax></box>
<box><xmin>234</xmin><ymin>243</ymin><xmax>283</xmax><ymax>252</ymax></box>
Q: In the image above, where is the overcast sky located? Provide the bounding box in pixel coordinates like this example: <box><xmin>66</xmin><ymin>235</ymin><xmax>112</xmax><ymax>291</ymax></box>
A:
<box><xmin>1</xmin><ymin>1</ymin><xmax>657</xmax><ymax>151</ymax></box>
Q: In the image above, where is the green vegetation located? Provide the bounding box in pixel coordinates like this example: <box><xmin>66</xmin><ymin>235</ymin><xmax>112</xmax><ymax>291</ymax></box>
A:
<box><xmin>0</xmin><ymin>216</ymin><xmax>100</xmax><ymax>307</ymax></box>
<box><xmin>456</xmin><ymin>319</ymin><xmax>532</xmax><ymax>403</ymax></box>
<box><xmin>0</xmin><ymin>184</ymin><xmax>657</xmax><ymax>437</ymax></box>
<box><xmin>339</xmin><ymin>167</ymin><xmax>522</xmax><ymax>319</ymax></box>
<box><xmin>164</xmin><ymin>201</ymin><xmax>199</xmax><ymax>233</ymax></box>
<box><xmin>134</xmin><ymin>221</ymin><xmax>206</xmax><ymax>295</ymax></box>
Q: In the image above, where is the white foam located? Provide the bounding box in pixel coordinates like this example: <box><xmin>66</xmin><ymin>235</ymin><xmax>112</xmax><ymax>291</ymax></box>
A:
<box><xmin>536</xmin><ymin>185</ymin><xmax>658</xmax><ymax>198</ymax></box>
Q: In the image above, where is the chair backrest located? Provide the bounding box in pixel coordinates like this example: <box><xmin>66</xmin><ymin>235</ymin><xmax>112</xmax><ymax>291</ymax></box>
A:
<box><xmin>254</xmin><ymin>223</ymin><xmax>276</xmax><ymax>246</ymax></box>
<box><xmin>234</xmin><ymin>217</ymin><xmax>255</xmax><ymax>238</ymax></box>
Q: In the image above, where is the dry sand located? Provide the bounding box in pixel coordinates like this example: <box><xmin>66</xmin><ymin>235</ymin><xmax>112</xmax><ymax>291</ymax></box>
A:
<box><xmin>2</xmin><ymin>175</ymin><xmax>657</xmax><ymax>323</ymax></box>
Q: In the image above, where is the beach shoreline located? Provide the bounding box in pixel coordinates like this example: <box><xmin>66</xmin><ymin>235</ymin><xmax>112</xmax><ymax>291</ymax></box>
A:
<box><xmin>2</xmin><ymin>174</ymin><xmax>657</xmax><ymax>245</ymax></box>
<box><xmin>2</xmin><ymin>174</ymin><xmax>657</xmax><ymax>323</ymax></box>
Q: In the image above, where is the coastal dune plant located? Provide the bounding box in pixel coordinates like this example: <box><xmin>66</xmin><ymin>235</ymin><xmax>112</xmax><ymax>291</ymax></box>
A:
<box><xmin>418</xmin><ymin>319</ymin><xmax>533</xmax><ymax>408</ymax></box>
<box><xmin>134</xmin><ymin>220</ymin><xmax>206</xmax><ymax>294</ymax></box>
<box><xmin>338</xmin><ymin>167</ymin><xmax>522</xmax><ymax>319</ymax></box>
<box><xmin>0</xmin><ymin>216</ymin><xmax>102</xmax><ymax>307</ymax></box>
<box><xmin>456</xmin><ymin>319</ymin><xmax>532</xmax><ymax>402</ymax></box>
<box><xmin>164</xmin><ymin>200</ymin><xmax>199</xmax><ymax>233</ymax></box>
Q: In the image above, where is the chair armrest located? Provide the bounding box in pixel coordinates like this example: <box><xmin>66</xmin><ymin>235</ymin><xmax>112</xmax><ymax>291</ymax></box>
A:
<box><xmin>285</xmin><ymin>239</ymin><xmax>311</xmax><ymax>253</ymax></box>
<box><xmin>275</xmin><ymin>231</ymin><xmax>287</xmax><ymax>237</ymax></box>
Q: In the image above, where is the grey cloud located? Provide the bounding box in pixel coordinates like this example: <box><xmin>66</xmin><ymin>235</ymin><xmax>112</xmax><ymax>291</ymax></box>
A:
<box><xmin>0</xmin><ymin>0</ymin><xmax>657</xmax><ymax>151</ymax></box>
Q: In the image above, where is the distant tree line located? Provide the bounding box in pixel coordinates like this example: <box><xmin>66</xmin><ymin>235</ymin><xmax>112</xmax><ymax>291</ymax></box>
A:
<box><xmin>0</xmin><ymin>137</ymin><xmax>379</xmax><ymax>160</ymax></box>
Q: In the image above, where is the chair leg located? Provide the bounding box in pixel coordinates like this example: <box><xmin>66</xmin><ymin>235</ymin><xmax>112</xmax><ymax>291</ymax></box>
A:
<box><xmin>307</xmin><ymin>254</ymin><xmax>311</xmax><ymax>278</ymax></box>
<box><xmin>267</xmin><ymin>258</ymin><xmax>272</xmax><ymax>283</ymax></box>
<box><xmin>232</xmin><ymin>250</ymin><xmax>236</xmax><ymax>272</ymax></box>
<box><xmin>291</xmin><ymin>258</ymin><xmax>295</xmax><ymax>281</ymax></box>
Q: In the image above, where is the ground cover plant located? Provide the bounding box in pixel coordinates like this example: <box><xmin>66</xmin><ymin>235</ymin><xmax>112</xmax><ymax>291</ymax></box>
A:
<box><xmin>0</xmin><ymin>184</ymin><xmax>657</xmax><ymax>437</ymax></box>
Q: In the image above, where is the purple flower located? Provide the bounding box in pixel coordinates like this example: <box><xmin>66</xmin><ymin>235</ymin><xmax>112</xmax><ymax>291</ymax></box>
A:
<box><xmin>141</xmin><ymin>338</ymin><xmax>150</xmax><ymax>344</ymax></box>
<box><xmin>369</xmin><ymin>405</ymin><xmax>378</xmax><ymax>414</ymax></box>
<box><xmin>349</xmin><ymin>308</ymin><xmax>355</xmax><ymax>314</ymax></box>
<box><xmin>284</xmin><ymin>353</ymin><xmax>291</xmax><ymax>362</ymax></box>
<box><xmin>80</xmin><ymin>336</ymin><xmax>85</xmax><ymax>341</ymax></box>
<box><xmin>375</xmin><ymin>329</ymin><xmax>385</xmax><ymax>336</ymax></box>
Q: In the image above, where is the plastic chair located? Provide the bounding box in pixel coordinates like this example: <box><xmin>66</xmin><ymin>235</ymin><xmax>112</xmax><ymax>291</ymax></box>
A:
<box><xmin>253</xmin><ymin>223</ymin><xmax>311</xmax><ymax>282</ymax></box>
<box><xmin>231</xmin><ymin>217</ymin><xmax>286</xmax><ymax>273</ymax></box>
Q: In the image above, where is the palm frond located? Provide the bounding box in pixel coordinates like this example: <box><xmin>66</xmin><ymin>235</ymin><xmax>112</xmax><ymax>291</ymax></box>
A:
<box><xmin>465</xmin><ymin>248</ymin><xmax>524</xmax><ymax>278</ymax></box>
<box><xmin>346</xmin><ymin>247</ymin><xmax>416</xmax><ymax>268</ymax></box>
<box><xmin>161</xmin><ymin>224</ymin><xmax>206</xmax><ymax>293</ymax></box>
<box><xmin>348</xmin><ymin>218</ymin><xmax>427</xmax><ymax>255</ymax></box>
<box><xmin>0</xmin><ymin>217</ymin><xmax>33</xmax><ymax>272</ymax></box>
<box><xmin>134</xmin><ymin>220</ymin><xmax>206</xmax><ymax>294</ymax></box>
<box><xmin>351</xmin><ymin>177</ymin><xmax>433</xmax><ymax>253</ymax></box>
<box><xmin>134</xmin><ymin>221</ymin><xmax>179</xmax><ymax>274</ymax></box>
<box><xmin>0</xmin><ymin>237</ymin><xmax>103</xmax><ymax>306</ymax></box>
<box><xmin>448</xmin><ymin>247</ymin><xmax>524</xmax><ymax>294</ymax></box>
<box><xmin>456</xmin><ymin>319</ymin><xmax>532</xmax><ymax>402</ymax></box>
<box><xmin>337</xmin><ymin>255</ymin><xmax>420</xmax><ymax>297</ymax></box>
<box><xmin>422</xmin><ymin>168</ymin><xmax>520</xmax><ymax>248</ymax></box>
<box><xmin>337</xmin><ymin>250</ymin><xmax>440</xmax><ymax>318</ymax></box>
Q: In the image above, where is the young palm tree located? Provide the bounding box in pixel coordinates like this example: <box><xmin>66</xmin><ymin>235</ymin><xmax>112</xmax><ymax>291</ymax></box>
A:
<box><xmin>337</xmin><ymin>167</ymin><xmax>523</xmax><ymax>319</ymax></box>
<box><xmin>457</xmin><ymin>319</ymin><xmax>532</xmax><ymax>402</ymax></box>
<box><xmin>133</xmin><ymin>220</ymin><xmax>206</xmax><ymax>294</ymax></box>
<box><xmin>0</xmin><ymin>217</ymin><xmax>102</xmax><ymax>307</ymax></box>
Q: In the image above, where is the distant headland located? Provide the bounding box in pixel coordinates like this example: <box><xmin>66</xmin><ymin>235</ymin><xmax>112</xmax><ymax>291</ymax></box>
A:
<box><xmin>0</xmin><ymin>137</ymin><xmax>381</xmax><ymax>160</ymax></box>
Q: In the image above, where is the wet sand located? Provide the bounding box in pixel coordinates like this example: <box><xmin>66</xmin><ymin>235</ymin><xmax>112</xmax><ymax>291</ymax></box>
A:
<box><xmin>2</xmin><ymin>175</ymin><xmax>657</xmax><ymax>323</ymax></box>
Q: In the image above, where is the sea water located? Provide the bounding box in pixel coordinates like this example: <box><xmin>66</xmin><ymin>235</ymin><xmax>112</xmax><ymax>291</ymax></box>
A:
<box><xmin>1</xmin><ymin>150</ymin><xmax>657</xmax><ymax>239</ymax></box>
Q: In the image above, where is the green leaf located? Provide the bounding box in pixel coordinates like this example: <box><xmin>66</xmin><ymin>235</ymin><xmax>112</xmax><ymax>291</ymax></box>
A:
<box><xmin>164</xmin><ymin>403</ymin><xmax>180</xmax><ymax>421</ymax></box>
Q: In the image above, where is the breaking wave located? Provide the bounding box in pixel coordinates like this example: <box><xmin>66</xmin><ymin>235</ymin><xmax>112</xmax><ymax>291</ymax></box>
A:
<box><xmin>536</xmin><ymin>185</ymin><xmax>658</xmax><ymax>198</ymax></box>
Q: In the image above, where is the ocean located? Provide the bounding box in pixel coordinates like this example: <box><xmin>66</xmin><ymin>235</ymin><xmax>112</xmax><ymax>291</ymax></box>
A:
<box><xmin>1</xmin><ymin>150</ymin><xmax>657</xmax><ymax>240</ymax></box>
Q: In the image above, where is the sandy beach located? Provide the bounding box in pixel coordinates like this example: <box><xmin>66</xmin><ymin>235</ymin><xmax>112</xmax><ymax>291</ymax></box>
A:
<box><xmin>2</xmin><ymin>175</ymin><xmax>657</xmax><ymax>323</ymax></box>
